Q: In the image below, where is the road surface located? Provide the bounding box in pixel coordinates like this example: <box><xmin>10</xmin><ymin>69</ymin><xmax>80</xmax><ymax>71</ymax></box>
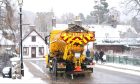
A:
<box><xmin>24</xmin><ymin>59</ymin><xmax>140</xmax><ymax>84</ymax></box>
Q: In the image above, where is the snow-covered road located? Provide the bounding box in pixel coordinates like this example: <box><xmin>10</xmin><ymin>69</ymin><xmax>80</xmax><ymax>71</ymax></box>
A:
<box><xmin>1</xmin><ymin>58</ymin><xmax>140</xmax><ymax>84</ymax></box>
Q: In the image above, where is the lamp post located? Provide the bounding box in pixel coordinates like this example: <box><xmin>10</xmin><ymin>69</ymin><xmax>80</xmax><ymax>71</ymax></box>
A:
<box><xmin>18</xmin><ymin>0</ymin><xmax>24</xmax><ymax>76</ymax></box>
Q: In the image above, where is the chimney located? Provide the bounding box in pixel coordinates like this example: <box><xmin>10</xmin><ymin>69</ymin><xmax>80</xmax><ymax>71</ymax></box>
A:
<box><xmin>52</xmin><ymin>16</ymin><xmax>56</xmax><ymax>27</ymax></box>
<box><xmin>29</xmin><ymin>25</ymin><xmax>36</xmax><ymax>31</ymax></box>
<box><xmin>74</xmin><ymin>16</ymin><xmax>82</xmax><ymax>26</ymax></box>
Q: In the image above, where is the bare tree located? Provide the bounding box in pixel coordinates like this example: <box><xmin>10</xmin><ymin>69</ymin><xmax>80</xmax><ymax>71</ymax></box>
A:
<box><xmin>35</xmin><ymin>11</ymin><xmax>54</xmax><ymax>37</ymax></box>
<box><xmin>107</xmin><ymin>7</ymin><xmax>120</xmax><ymax>27</ymax></box>
<box><xmin>123</xmin><ymin>0</ymin><xmax>140</xmax><ymax>16</ymax></box>
<box><xmin>3</xmin><ymin>0</ymin><xmax>18</xmax><ymax>41</ymax></box>
<box><xmin>5</xmin><ymin>0</ymin><xmax>14</xmax><ymax>28</ymax></box>
<box><xmin>122</xmin><ymin>0</ymin><xmax>140</xmax><ymax>33</ymax></box>
<box><xmin>78</xmin><ymin>13</ymin><xmax>85</xmax><ymax>24</ymax></box>
<box><xmin>90</xmin><ymin>0</ymin><xmax>109</xmax><ymax>24</ymax></box>
<box><xmin>60</xmin><ymin>13</ymin><xmax>75</xmax><ymax>24</ymax></box>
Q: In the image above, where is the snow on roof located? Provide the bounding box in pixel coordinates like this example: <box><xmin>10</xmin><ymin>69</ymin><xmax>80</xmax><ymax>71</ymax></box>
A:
<box><xmin>0</xmin><ymin>31</ymin><xmax>14</xmax><ymax>45</ymax></box>
<box><xmin>88</xmin><ymin>25</ymin><xmax>119</xmax><ymax>39</ymax></box>
<box><xmin>87</xmin><ymin>25</ymin><xmax>137</xmax><ymax>39</ymax></box>
<box><xmin>22</xmin><ymin>29</ymin><xmax>45</xmax><ymax>41</ymax></box>
<box><xmin>84</xmin><ymin>25</ymin><xmax>138</xmax><ymax>45</ymax></box>
<box><xmin>3</xmin><ymin>29</ymin><xmax>14</xmax><ymax>34</ymax></box>
<box><xmin>5</xmin><ymin>47</ymin><xmax>12</xmax><ymax>50</ymax></box>
<box><xmin>53</xmin><ymin>24</ymin><xmax>135</xmax><ymax>36</ymax></box>
<box><xmin>53</xmin><ymin>24</ymin><xmax>136</xmax><ymax>37</ymax></box>
<box><xmin>51</xmin><ymin>24</ymin><xmax>138</xmax><ymax>45</ymax></box>
<box><xmin>0</xmin><ymin>38</ymin><xmax>14</xmax><ymax>45</ymax></box>
<box><xmin>10</xmin><ymin>57</ymin><xmax>20</xmax><ymax>62</ymax></box>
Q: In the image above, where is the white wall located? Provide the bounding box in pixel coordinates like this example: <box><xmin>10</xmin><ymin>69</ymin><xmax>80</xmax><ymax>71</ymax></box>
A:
<box><xmin>23</xmin><ymin>31</ymin><xmax>47</xmax><ymax>58</ymax></box>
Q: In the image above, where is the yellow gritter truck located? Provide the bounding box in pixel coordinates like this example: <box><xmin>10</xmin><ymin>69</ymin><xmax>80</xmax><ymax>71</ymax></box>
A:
<box><xmin>45</xmin><ymin>24</ymin><xmax>95</xmax><ymax>79</ymax></box>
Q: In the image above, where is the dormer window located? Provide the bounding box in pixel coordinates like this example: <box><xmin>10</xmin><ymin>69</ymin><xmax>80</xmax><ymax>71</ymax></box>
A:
<box><xmin>32</xmin><ymin>36</ymin><xmax>36</xmax><ymax>42</ymax></box>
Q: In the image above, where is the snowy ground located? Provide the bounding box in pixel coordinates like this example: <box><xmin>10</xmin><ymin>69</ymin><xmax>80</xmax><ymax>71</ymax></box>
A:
<box><xmin>0</xmin><ymin>58</ymin><xmax>140</xmax><ymax>83</ymax></box>
<box><xmin>0</xmin><ymin>63</ymin><xmax>47</xmax><ymax>84</ymax></box>
<box><xmin>95</xmin><ymin>62</ymin><xmax>140</xmax><ymax>76</ymax></box>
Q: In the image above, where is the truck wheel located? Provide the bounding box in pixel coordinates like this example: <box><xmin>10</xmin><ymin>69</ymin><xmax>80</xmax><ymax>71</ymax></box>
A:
<box><xmin>49</xmin><ymin>68</ymin><xmax>52</xmax><ymax>72</ymax></box>
<box><xmin>2</xmin><ymin>74</ymin><xmax>5</xmax><ymax>78</ymax></box>
<box><xmin>52</xmin><ymin>58</ymin><xmax>57</xmax><ymax>77</ymax></box>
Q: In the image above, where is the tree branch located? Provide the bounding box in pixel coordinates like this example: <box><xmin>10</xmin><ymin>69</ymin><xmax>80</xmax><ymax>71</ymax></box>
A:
<box><xmin>125</xmin><ymin>0</ymin><xmax>134</xmax><ymax>8</ymax></box>
<box><xmin>134</xmin><ymin>0</ymin><xmax>140</xmax><ymax>7</ymax></box>
<box><xmin>135</xmin><ymin>9</ymin><xmax>140</xmax><ymax>16</ymax></box>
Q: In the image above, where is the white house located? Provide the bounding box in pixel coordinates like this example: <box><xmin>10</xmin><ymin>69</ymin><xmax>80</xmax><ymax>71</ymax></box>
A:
<box><xmin>22</xmin><ymin>29</ymin><xmax>47</xmax><ymax>58</ymax></box>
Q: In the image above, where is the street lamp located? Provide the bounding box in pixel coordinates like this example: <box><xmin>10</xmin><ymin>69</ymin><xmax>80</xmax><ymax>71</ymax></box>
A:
<box><xmin>17</xmin><ymin>0</ymin><xmax>24</xmax><ymax>76</ymax></box>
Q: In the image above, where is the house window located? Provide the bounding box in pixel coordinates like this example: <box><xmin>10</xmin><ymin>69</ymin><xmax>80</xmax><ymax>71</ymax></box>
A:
<box><xmin>32</xmin><ymin>36</ymin><xmax>36</xmax><ymax>42</ymax></box>
<box><xmin>23</xmin><ymin>47</ymin><xmax>29</xmax><ymax>55</ymax></box>
<box><xmin>39</xmin><ymin>47</ymin><xmax>44</xmax><ymax>55</ymax></box>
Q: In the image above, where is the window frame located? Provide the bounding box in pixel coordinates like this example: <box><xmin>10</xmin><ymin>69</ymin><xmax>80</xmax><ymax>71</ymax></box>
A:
<box><xmin>39</xmin><ymin>47</ymin><xmax>44</xmax><ymax>55</ymax></box>
<box><xmin>23</xmin><ymin>47</ymin><xmax>29</xmax><ymax>55</ymax></box>
<box><xmin>32</xmin><ymin>36</ymin><xmax>36</xmax><ymax>42</ymax></box>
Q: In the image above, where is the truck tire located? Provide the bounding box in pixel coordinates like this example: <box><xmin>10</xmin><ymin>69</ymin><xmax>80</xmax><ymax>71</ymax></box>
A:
<box><xmin>2</xmin><ymin>73</ymin><xmax>5</xmax><ymax>78</ymax></box>
<box><xmin>52</xmin><ymin>57</ymin><xmax>57</xmax><ymax>77</ymax></box>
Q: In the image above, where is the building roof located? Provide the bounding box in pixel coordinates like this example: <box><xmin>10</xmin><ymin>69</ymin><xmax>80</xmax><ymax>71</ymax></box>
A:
<box><xmin>64</xmin><ymin>25</ymin><xmax>88</xmax><ymax>32</ymax></box>
<box><xmin>22</xmin><ymin>29</ymin><xmax>45</xmax><ymax>41</ymax></box>
<box><xmin>87</xmin><ymin>25</ymin><xmax>137</xmax><ymax>38</ymax></box>
<box><xmin>47</xmin><ymin>24</ymin><xmax>140</xmax><ymax>46</ymax></box>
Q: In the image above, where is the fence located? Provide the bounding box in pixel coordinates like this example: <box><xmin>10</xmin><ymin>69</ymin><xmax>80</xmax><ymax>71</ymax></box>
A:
<box><xmin>106</xmin><ymin>55</ymin><xmax>140</xmax><ymax>66</ymax></box>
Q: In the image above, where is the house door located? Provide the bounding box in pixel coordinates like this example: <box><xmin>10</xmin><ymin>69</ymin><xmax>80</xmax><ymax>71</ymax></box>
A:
<box><xmin>31</xmin><ymin>47</ymin><xmax>36</xmax><ymax>58</ymax></box>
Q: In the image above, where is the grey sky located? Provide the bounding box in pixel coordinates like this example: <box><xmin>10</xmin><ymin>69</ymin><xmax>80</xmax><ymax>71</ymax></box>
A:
<box><xmin>23</xmin><ymin>0</ymin><xmax>94</xmax><ymax>17</ymax></box>
<box><xmin>21</xmin><ymin>0</ymin><xmax>131</xmax><ymax>21</ymax></box>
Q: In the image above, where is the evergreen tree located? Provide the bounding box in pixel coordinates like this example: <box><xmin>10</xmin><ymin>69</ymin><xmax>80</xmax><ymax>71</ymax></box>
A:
<box><xmin>91</xmin><ymin>0</ymin><xmax>109</xmax><ymax>24</ymax></box>
<box><xmin>78</xmin><ymin>13</ymin><xmax>85</xmax><ymax>24</ymax></box>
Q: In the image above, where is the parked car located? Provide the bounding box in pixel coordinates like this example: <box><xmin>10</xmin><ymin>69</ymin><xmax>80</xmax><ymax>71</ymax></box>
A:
<box><xmin>2</xmin><ymin>67</ymin><xmax>11</xmax><ymax>78</ymax></box>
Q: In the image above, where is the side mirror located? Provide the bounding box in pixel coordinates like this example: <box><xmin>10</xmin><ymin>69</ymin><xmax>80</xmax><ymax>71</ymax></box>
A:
<box><xmin>45</xmin><ymin>35</ymin><xmax>50</xmax><ymax>45</ymax></box>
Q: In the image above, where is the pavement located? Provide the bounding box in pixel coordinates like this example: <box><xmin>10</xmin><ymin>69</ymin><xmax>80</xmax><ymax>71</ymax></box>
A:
<box><xmin>24</xmin><ymin>60</ymin><xmax>50</xmax><ymax>82</ymax></box>
<box><xmin>0</xmin><ymin>61</ymin><xmax>46</xmax><ymax>84</ymax></box>
<box><xmin>94</xmin><ymin>61</ymin><xmax>140</xmax><ymax>72</ymax></box>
